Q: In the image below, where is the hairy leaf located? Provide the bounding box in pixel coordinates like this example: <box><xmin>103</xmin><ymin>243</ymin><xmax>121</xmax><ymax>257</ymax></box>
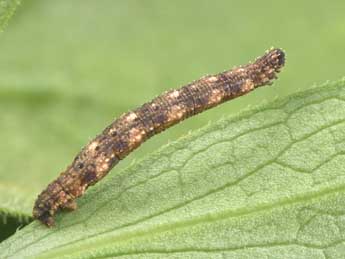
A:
<box><xmin>1</xmin><ymin>80</ymin><xmax>345</xmax><ymax>258</ymax></box>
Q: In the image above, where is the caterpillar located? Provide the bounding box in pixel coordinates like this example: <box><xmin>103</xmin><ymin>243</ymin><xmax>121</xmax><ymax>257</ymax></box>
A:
<box><xmin>33</xmin><ymin>48</ymin><xmax>285</xmax><ymax>227</ymax></box>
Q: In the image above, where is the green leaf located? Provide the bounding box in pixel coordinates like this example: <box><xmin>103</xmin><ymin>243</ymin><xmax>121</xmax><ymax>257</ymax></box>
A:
<box><xmin>1</xmin><ymin>79</ymin><xmax>345</xmax><ymax>258</ymax></box>
<box><xmin>0</xmin><ymin>0</ymin><xmax>20</xmax><ymax>30</ymax></box>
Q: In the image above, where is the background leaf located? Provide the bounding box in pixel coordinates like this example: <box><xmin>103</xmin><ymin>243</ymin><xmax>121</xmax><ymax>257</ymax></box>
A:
<box><xmin>1</xmin><ymin>0</ymin><xmax>345</xmax><ymax>244</ymax></box>
<box><xmin>0</xmin><ymin>0</ymin><xmax>20</xmax><ymax>30</ymax></box>
<box><xmin>1</xmin><ymin>79</ymin><xmax>345</xmax><ymax>258</ymax></box>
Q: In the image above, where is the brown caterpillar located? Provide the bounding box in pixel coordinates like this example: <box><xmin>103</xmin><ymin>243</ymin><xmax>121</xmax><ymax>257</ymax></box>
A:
<box><xmin>33</xmin><ymin>48</ymin><xmax>285</xmax><ymax>227</ymax></box>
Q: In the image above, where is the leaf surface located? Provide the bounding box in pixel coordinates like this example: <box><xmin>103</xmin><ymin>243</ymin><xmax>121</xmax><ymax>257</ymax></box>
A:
<box><xmin>1</xmin><ymin>80</ymin><xmax>345</xmax><ymax>258</ymax></box>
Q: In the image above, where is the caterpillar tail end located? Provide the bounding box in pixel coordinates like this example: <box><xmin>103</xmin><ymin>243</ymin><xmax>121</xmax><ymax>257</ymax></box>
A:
<box><xmin>33</xmin><ymin>206</ymin><xmax>55</xmax><ymax>227</ymax></box>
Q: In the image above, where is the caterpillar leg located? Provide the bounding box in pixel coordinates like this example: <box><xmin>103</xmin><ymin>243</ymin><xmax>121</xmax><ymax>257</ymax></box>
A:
<box><xmin>61</xmin><ymin>200</ymin><xmax>78</xmax><ymax>211</ymax></box>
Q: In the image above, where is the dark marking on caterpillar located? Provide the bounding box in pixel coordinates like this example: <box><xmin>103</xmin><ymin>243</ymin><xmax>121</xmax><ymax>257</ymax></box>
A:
<box><xmin>33</xmin><ymin>48</ymin><xmax>285</xmax><ymax>227</ymax></box>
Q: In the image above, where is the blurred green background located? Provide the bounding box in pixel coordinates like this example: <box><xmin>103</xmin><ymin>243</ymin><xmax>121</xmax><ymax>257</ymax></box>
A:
<box><xmin>0</xmin><ymin>0</ymin><xmax>345</xmax><ymax>239</ymax></box>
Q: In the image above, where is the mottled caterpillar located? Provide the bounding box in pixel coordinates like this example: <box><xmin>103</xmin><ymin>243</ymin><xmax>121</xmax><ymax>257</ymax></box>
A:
<box><xmin>33</xmin><ymin>48</ymin><xmax>285</xmax><ymax>227</ymax></box>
